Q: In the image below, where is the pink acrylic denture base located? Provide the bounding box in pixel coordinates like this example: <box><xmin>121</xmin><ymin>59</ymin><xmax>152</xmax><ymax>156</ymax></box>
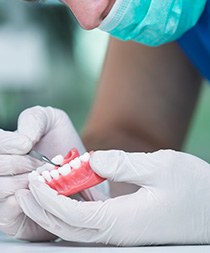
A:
<box><xmin>47</xmin><ymin>148</ymin><xmax>105</xmax><ymax>196</ymax></box>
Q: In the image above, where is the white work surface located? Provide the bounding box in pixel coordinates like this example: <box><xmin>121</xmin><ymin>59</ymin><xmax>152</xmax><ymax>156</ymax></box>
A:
<box><xmin>1</xmin><ymin>233</ymin><xmax>210</xmax><ymax>253</ymax></box>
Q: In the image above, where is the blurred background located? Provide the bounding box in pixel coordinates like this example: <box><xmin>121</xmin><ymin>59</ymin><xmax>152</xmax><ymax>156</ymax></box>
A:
<box><xmin>0</xmin><ymin>0</ymin><xmax>209</xmax><ymax>162</ymax></box>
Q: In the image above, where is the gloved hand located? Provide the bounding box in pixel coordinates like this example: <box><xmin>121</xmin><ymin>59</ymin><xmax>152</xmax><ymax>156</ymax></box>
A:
<box><xmin>0</xmin><ymin>106</ymin><xmax>95</xmax><ymax>241</ymax></box>
<box><xmin>16</xmin><ymin>149</ymin><xmax>210</xmax><ymax>246</ymax></box>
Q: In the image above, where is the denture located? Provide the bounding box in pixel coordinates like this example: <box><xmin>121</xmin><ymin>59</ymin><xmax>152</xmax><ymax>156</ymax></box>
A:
<box><xmin>36</xmin><ymin>148</ymin><xmax>105</xmax><ymax>196</ymax></box>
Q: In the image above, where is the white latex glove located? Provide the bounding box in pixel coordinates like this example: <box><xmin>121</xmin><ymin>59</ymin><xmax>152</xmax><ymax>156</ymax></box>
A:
<box><xmin>0</xmin><ymin>106</ymin><xmax>99</xmax><ymax>241</ymax></box>
<box><xmin>16</xmin><ymin>149</ymin><xmax>210</xmax><ymax>246</ymax></box>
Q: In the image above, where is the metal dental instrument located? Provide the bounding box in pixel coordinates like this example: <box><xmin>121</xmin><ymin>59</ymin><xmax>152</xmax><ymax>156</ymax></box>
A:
<box><xmin>29</xmin><ymin>150</ymin><xmax>61</xmax><ymax>167</ymax></box>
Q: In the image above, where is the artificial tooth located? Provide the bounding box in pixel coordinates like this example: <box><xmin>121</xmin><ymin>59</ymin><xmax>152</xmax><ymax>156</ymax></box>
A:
<box><xmin>80</xmin><ymin>152</ymin><xmax>90</xmax><ymax>162</ymax></box>
<box><xmin>52</xmin><ymin>154</ymin><xmax>64</xmax><ymax>166</ymax></box>
<box><xmin>36</xmin><ymin>164</ymin><xmax>54</xmax><ymax>174</ymax></box>
<box><xmin>38</xmin><ymin>175</ymin><xmax>45</xmax><ymax>183</ymax></box>
<box><xmin>36</xmin><ymin>166</ymin><xmax>44</xmax><ymax>174</ymax></box>
<box><xmin>69</xmin><ymin>157</ymin><xmax>81</xmax><ymax>169</ymax></box>
<box><xmin>31</xmin><ymin>170</ymin><xmax>39</xmax><ymax>176</ymax></box>
<box><xmin>41</xmin><ymin>170</ymin><xmax>52</xmax><ymax>182</ymax></box>
<box><xmin>50</xmin><ymin>170</ymin><xmax>60</xmax><ymax>179</ymax></box>
<box><xmin>58</xmin><ymin>164</ymin><xmax>71</xmax><ymax>176</ymax></box>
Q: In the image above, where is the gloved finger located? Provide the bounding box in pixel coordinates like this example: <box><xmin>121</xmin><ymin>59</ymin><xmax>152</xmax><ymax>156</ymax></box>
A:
<box><xmin>90</xmin><ymin>150</ymin><xmax>168</xmax><ymax>186</ymax></box>
<box><xmin>17</xmin><ymin>106</ymin><xmax>86</xmax><ymax>157</ymax></box>
<box><xmin>0</xmin><ymin>174</ymin><xmax>28</xmax><ymax>199</ymax></box>
<box><xmin>28</xmin><ymin>176</ymin><xmax>108</xmax><ymax>229</ymax></box>
<box><xmin>17</xmin><ymin>106</ymin><xmax>50</xmax><ymax>145</ymax></box>
<box><xmin>0</xmin><ymin>195</ymin><xmax>57</xmax><ymax>241</ymax></box>
<box><xmin>0</xmin><ymin>196</ymin><xmax>22</xmax><ymax>235</ymax></box>
<box><xmin>0</xmin><ymin>155</ymin><xmax>42</xmax><ymax>175</ymax></box>
<box><xmin>13</xmin><ymin>212</ymin><xmax>57</xmax><ymax>242</ymax></box>
<box><xmin>16</xmin><ymin>189</ymin><xmax>102</xmax><ymax>243</ymax></box>
<box><xmin>0</xmin><ymin>130</ymin><xmax>32</xmax><ymax>155</ymax></box>
<box><xmin>26</xmin><ymin>178</ymin><xmax>154</xmax><ymax>245</ymax></box>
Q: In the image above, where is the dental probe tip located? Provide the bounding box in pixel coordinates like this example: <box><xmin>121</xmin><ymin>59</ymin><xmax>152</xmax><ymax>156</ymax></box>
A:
<box><xmin>29</xmin><ymin>150</ymin><xmax>61</xmax><ymax>167</ymax></box>
<box><xmin>41</xmin><ymin>155</ymin><xmax>61</xmax><ymax>167</ymax></box>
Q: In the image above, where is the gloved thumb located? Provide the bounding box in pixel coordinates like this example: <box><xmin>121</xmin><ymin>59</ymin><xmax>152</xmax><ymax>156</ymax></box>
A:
<box><xmin>17</xmin><ymin>106</ymin><xmax>50</xmax><ymax>145</ymax></box>
<box><xmin>90</xmin><ymin>149</ymin><xmax>184</xmax><ymax>187</ymax></box>
<box><xmin>0</xmin><ymin>130</ymin><xmax>32</xmax><ymax>155</ymax></box>
<box><xmin>90</xmin><ymin>150</ymin><xmax>148</xmax><ymax>186</ymax></box>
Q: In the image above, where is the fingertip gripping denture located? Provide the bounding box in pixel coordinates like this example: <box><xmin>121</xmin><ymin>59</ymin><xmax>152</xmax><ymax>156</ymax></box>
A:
<box><xmin>37</xmin><ymin>148</ymin><xmax>105</xmax><ymax>196</ymax></box>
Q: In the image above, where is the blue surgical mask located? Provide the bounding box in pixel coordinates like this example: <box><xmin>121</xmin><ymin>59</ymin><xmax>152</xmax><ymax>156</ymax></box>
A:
<box><xmin>99</xmin><ymin>0</ymin><xmax>207</xmax><ymax>46</ymax></box>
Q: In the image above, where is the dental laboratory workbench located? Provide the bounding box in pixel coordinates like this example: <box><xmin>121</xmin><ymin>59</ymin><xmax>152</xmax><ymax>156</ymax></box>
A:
<box><xmin>1</xmin><ymin>233</ymin><xmax>210</xmax><ymax>253</ymax></box>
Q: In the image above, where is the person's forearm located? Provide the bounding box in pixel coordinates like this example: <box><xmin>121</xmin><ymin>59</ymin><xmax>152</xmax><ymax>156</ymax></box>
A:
<box><xmin>82</xmin><ymin>37</ymin><xmax>202</xmax><ymax>152</ymax></box>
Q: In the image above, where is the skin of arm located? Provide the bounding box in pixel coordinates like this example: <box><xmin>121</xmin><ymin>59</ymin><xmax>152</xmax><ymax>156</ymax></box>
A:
<box><xmin>82</xmin><ymin>37</ymin><xmax>202</xmax><ymax>197</ymax></box>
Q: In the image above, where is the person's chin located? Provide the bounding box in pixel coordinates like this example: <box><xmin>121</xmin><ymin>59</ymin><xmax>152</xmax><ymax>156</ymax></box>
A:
<box><xmin>61</xmin><ymin>0</ymin><xmax>116</xmax><ymax>30</ymax></box>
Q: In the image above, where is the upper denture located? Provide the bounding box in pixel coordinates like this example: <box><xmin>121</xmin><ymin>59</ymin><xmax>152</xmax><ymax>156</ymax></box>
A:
<box><xmin>37</xmin><ymin>148</ymin><xmax>105</xmax><ymax>196</ymax></box>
